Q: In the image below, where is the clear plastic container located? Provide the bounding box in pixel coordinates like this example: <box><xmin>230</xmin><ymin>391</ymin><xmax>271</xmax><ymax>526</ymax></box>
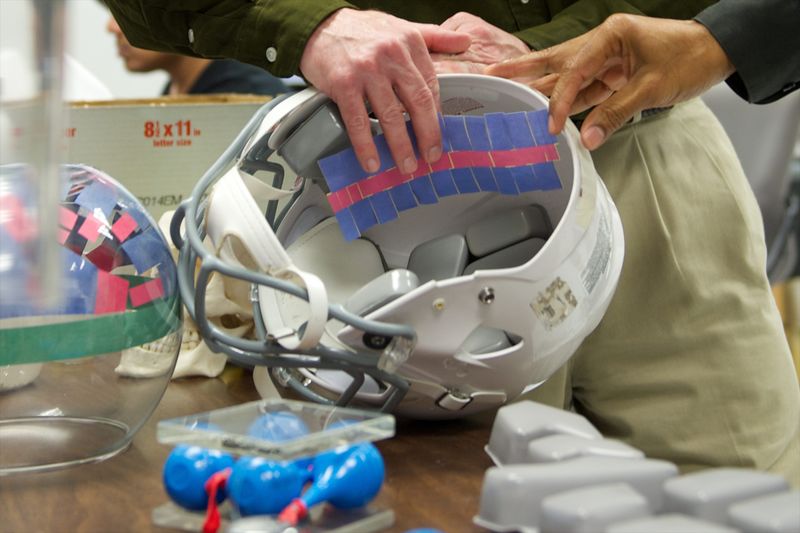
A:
<box><xmin>1</xmin><ymin>1</ymin><xmax>181</xmax><ymax>475</ymax></box>
<box><xmin>0</xmin><ymin>163</ymin><xmax>182</xmax><ymax>475</ymax></box>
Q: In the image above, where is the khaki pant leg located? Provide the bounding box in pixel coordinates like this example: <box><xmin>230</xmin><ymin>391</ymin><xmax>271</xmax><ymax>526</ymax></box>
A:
<box><xmin>559</xmin><ymin>98</ymin><xmax>800</xmax><ymax>485</ymax></box>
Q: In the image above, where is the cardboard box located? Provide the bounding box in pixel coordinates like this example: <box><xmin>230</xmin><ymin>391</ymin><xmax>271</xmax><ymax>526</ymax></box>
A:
<box><xmin>3</xmin><ymin>94</ymin><xmax>271</xmax><ymax>221</ymax></box>
<box><xmin>68</xmin><ymin>95</ymin><xmax>272</xmax><ymax>221</ymax></box>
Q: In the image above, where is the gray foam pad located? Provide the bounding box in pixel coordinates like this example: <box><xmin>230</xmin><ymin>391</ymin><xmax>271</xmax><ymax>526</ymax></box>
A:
<box><xmin>465</xmin><ymin>205</ymin><xmax>550</xmax><ymax>257</ymax></box>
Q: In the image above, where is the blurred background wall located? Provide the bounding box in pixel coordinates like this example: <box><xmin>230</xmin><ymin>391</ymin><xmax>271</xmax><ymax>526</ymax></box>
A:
<box><xmin>1</xmin><ymin>0</ymin><xmax>167</xmax><ymax>99</ymax></box>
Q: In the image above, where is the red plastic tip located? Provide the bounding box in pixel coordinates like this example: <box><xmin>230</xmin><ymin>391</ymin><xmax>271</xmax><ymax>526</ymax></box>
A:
<box><xmin>277</xmin><ymin>498</ymin><xmax>308</xmax><ymax>526</ymax></box>
<box><xmin>202</xmin><ymin>468</ymin><xmax>231</xmax><ymax>533</ymax></box>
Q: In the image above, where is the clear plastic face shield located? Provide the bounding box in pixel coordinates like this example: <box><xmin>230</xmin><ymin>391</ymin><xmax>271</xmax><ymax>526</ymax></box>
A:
<box><xmin>171</xmin><ymin>75</ymin><xmax>624</xmax><ymax>419</ymax></box>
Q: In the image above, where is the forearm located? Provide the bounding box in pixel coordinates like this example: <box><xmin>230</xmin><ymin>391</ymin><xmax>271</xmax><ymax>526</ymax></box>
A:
<box><xmin>517</xmin><ymin>0</ymin><xmax>717</xmax><ymax>50</ymax></box>
<box><xmin>103</xmin><ymin>0</ymin><xmax>353</xmax><ymax>77</ymax></box>
<box><xmin>694</xmin><ymin>0</ymin><xmax>800</xmax><ymax>103</ymax></box>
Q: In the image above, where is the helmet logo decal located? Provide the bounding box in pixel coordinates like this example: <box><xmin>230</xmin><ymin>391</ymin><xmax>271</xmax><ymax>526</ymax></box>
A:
<box><xmin>531</xmin><ymin>277</ymin><xmax>578</xmax><ymax>330</ymax></box>
<box><xmin>318</xmin><ymin>110</ymin><xmax>562</xmax><ymax>241</ymax></box>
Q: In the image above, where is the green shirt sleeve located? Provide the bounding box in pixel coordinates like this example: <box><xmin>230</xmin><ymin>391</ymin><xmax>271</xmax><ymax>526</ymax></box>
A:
<box><xmin>517</xmin><ymin>0</ymin><xmax>719</xmax><ymax>50</ymax></box>
<box><xmin>103</xmin><ymin>0</ymin><xmax>720</xmax><ymax>77</ymax></box>
<box><xmin>103</xmin><ymin>0</ymin><xmax>354</xmax><ymax>77</ymax></box>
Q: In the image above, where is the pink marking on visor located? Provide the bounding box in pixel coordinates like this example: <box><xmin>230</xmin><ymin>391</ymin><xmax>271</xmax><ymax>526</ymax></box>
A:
<box><xmin>129</xmin><ymin>277</ymin><xmax>165</xmax><ymax>307</ymax></box>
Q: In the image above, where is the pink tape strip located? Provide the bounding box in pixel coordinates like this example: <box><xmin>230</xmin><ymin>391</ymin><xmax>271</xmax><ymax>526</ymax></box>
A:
<box><xmin>326</xmin><ymin>144</ymin><xmax>559</xmax><ymax>213</ymax></box>
<box><xmin>327</xmin><ymin>190</ymin><xmax>348</xmax><ymax>212</ymax></box>
<box><xmin>491</xmin><ymin>146</ymin><xmax>552</xmax><ymax>167</ymax></box>
<box><xmin>544</xmin><ymin>144</ymin><xmax>559</xmax><ymax>161</ymax></box>
<box><xmin>59</xmin><ymin>206</ymin><xmax>78</xmax><ymax>230</ymax></box>
<box><xmin>0</xmin><ymin>194</ymin><xmax>36</xmax><ymax>242</ymax></box>
<box><xmin>449</xmin><ymin>151</ymin><xmax>474</xmax><ymax>168</ymax></box>
<box><xmin>95</xmin><ymin>270</ymin><xmax>130</xmax><ymax>314</ymax></box>
<box><xmin>359</xmin><ymin>169</ymin><xmax>404</xmax><ymax>197</ymax></box>
<box><xmin>412</xmin><ymin>162</ymin><xmax>433</xmax><ymax>179</ymax></box>
<box><xmin>129</xmin><ymin>277</ymin><xmax>165</xmax><ymax>307</ymax></box>
<box><xmin>111</xmin><ymin>212</ymin><xmax>138</xmax><ymax>242</ymax></box>
<box><xmin>346</xmin><ymin>183</ymin><xmax>363</xmax><ymax>203</ymax></box>
<box><xmin>78</xmin><ymin>214</ymin><xmax>104</xmax><ymax>242</ymax></box>
<box><xmin>57</xmin><ymin>227</ymin><xmax>70</xmax><ymax>245</ymax></box>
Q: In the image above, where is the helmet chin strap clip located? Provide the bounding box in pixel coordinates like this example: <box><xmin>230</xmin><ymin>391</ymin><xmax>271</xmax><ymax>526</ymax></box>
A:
<box><xmin>206</xmin><ymin>166</ymin><xmax>329</xmax><ymax>351</ymax></box>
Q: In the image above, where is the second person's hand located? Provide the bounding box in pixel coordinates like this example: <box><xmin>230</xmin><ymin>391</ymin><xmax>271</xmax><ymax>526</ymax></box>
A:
<box><xmin>486</xmin><ymin>14</ymin><xmax>735</xmax><ymax>150</ymax></box>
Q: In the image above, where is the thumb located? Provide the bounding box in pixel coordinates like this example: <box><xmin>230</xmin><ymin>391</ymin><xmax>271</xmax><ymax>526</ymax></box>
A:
<box><xmin>415</xmin><ymin>24</ymin><xmax>471</xmax><ymax>53</ymax></box>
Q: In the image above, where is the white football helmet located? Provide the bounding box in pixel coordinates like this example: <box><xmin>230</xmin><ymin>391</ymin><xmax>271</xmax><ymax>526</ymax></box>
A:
<box><xmin>172</xmin><ymin>74</ymin><xmax>624</xmax><ymax>419</ymax></box>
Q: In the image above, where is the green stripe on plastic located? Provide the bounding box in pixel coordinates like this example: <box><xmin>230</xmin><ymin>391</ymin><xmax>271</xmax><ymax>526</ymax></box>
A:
<box><xmin>0</xmin><ymin>294</ymin><xmax>182</xmax><ymax>366</ymax></box>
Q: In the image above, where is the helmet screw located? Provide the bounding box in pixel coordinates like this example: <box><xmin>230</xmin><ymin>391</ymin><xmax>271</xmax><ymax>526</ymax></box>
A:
<box><xmin>363</xmin><ymin>333</ymin><xmax>391</xmax><ymax>350</ymax></box>
<box><xmin>432</xmin><ymin>298</ymin><xmax>446</xmax><ymax>311</ymax></box>
<box><xmin>478</xmin><ymin>287</ymin><xmax>495</xmax><ymax>305</ymax></box>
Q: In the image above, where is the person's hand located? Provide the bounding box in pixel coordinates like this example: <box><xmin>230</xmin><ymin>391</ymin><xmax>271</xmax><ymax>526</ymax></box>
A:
<box><xmin>486</xmin><ymin>14</ymin><xmax>735</xmax><ymax>150</ymax></box>
<box><xmin>430</xmin><ymin>12</ymin><xmax>530</xmax><ymax>73</ymax></box>
<box><xmin>300</xmin><ymin>8</ymin><xmax>471</xmax><ymax>174</ymax></box>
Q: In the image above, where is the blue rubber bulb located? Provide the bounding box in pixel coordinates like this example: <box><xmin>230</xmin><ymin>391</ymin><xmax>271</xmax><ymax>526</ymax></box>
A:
<box><xmin>228</xmin><ymin>457</ymin><xmax>311</xmax><ymax>516</ymax></box>
<box><xmin>162</xmin><ymin>445</ymin><xmax>235</xmax><ymax>511</ymax></box>
<box><xmin>303</xmin><ymin>443</ymin><xmax>384</xmax><ymax>510</ymax></box>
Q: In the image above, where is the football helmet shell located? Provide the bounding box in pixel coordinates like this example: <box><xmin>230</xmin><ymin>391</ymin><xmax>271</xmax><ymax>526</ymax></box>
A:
<box><xmin>172</xmin><ymin>74</ymin><xmax>624</xmax><ymax>419</ymax></box>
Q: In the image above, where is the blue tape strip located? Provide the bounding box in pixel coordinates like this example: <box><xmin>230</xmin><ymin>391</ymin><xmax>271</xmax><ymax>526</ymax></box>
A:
<box><xmin>485</xmin><ymin>113</ymin><xmax>513</xmax><ymax>150</ymax></box>
<box><xmin>409</xmin><ymin>176</ymin><xmax>438</xmax><ymax>204</ymax></box>
<box><xmin>369</xmin><ymin>190</ymin><xmax>398</xmax><ymax>224</ymax></box>
<box><xmin>335</xmin><ymin>210</ymin><xmax>360</xmax><ymax>241</ymax></box>
<box><xmin>444</xmin><ymin>116</ymin><xmax>471</xmax><ymax>150</ymax></box>
<box><xmin>429</xmin><ymin>116</ymin><xmax>457</xmax><ymax>195</ymax></box>
<box><xmin>504</xmin><ymin>112</ymin><xmax>538</xmax><ymax>190</ymax></box>
<box><xmin>464</xmin><ymin>116</ymin><xmax>499</xmax><ymax>192</ymax></box>
<box><xmin>444</xmin><ymin>116</ymin><xmax>480</xmax><ymax>193</ymax></box>
<box><xmin>389</xmin><ymin>183</ymin><xmax>417</xmax><ymax>211</ymax></box>
<box><xmin>121</xmin><ymin>229</ymin><xmax>169</xmax><ymax>274</ymax></box>
<box><xmin>349</xmin><ymin>199</ymin><xmax>378</xmax><ymax>235</ymax></box>
<box><xmin>528</xmin><ymin>110</ymin><xmax>557</xmax><ymax>145</ymax></box>
<box><xmin>485</xmin><ymin>113</ymin><xmax>519</xmax><ymax>195</ymax></box>
<box><xmin>511</xmin><ymin>166</ymin><xmax>538</xmax><ymax>192</ymax></box>
<box><xmin>126</xmin><ymin>205</ymin><xmax>152</xmax><ymax>233</ymax></box>
<box><xmin>0</xmin><ymin>246</ymin><xmax>102</xmax><ymax>319</ymax></box>
<box><xmin>505</xmin><ymin>112</ymin><xmax>535</xmax><ymax>148</ymax></box>
<box><xmin>453</xmin><ymin>170</ymin><xmax>481</xmax><ymax>194</ymax></box>
<box><xmin>318</xmin><ymin>153</ymin><xmax>346</xmax><ymax>192</ymax></box>
<box><xmin>318</xmin><ymin>149</ymin><xmax>369</xmax><ymax>193</ymax></box>
<box><xmin>495</xmin><ymin>170</ymin><xmax>518</xmax><ymax>194</ymax></box>
<box><xmin>472</xmin><ymin>167</ymin><xmax>499</xmax><ymax>192</ymax></box>
<box><xmin>0</xmin><ymin>227</ymin><xmax>33</xmax><ymax>319</ymax></box>
<box><xmin>431</xmin><ymin>170</ymin><xmax>459</xmax><ymax>197</ymax></box>
<box><xmin>465</xmin><ymin>115</ymin><xmax>490</xmax><ymax>149</ymax></box>
<box><xmin>61</xmin><ymin>248</ymin><xmax>99</xmax><ymax>315</ymax></box>
<box><xmin>341</xmin><ymin>150</ymin><xmax>368</xmax><ymax>188</ymax></box>
<box><xmin>76</xmin><ymin>181</ymin><xmax>118</xmax><ymax>218</ymax></box>
<box><xmin>534</xmin><ymin>162</ymin><xmax>562</xmax><ymax>190</ymax></box>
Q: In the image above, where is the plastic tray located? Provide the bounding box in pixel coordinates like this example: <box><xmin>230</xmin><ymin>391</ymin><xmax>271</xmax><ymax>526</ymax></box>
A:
<box><xmin>156</xmin><ymin>398</ymin><xmax>395</xmax><ymax>460</ymax></box>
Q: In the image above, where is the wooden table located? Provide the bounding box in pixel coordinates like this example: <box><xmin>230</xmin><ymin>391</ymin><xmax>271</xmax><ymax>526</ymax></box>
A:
<box><xmin>0</xmin><ymin>373</ymin><xmax>495</xmax><ymax>532</ymax></box>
